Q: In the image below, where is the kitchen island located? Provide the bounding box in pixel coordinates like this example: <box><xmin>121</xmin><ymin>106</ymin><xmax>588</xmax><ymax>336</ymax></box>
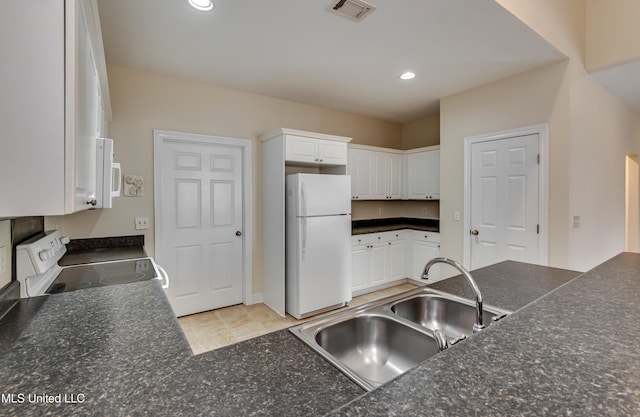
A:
<box><xmin>3</xmin><ymin>254</ymin><xmax>640</xmax><ymax>416</ymax></box>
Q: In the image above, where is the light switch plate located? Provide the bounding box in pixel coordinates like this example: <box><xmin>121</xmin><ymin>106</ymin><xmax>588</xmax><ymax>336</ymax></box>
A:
<box><xmin>134</xmin><ymin>217</ymin><xmax>150</xmax><ymax>230</ymax></box>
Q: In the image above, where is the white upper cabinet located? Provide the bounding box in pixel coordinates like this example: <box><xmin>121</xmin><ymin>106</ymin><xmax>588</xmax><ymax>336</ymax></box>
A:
<box><xmin>347</xmin><ymin>146</ymin><xmax>403</xmax><ymax>200</ymax></box>
<box><xmin>406</xmin><ymin>148</ymin><xmax>440</xmax><ymax>200</ymax></box>
<box><xmin>0</xmin><ymin>0</ymin><xmax>111</xmax><ymax>217</ymax></box>
<box><xmin>347</xmin><ymin>149</ymin><xmax>374</xmax><ymax>199</ymax></box>
<box><xmin>349</xmin><ymin>144</ymin><xmax>445</xmax><ymax>201</ymax></box>
<box><xmin>284</xmin><ymin>134</ymin><xmax>348</xmax><ymax>166</ymax></box>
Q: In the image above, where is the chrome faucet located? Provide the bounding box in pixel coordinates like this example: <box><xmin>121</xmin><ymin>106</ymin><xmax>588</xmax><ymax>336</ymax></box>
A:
<box><xmin>422</xmin><ymin>257</ymin><xmax>485</xmax><ymax>333</ymax></box>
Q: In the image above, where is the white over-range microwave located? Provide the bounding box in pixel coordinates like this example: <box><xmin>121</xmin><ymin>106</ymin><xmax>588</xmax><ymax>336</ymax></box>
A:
<box><xmin>95</xmin><ymin>138</ymin><xmax>121</xmax><ymax>208</ymax></box>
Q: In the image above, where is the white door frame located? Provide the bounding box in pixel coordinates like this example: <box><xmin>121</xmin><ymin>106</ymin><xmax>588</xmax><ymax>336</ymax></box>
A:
<box><xmin>153</xmin><ymin>129</ymin><xmax>254</xmax><ymax>305</ymax></box>
<box><xmin>463</xmin><ymin>124</ymin><xmax>549</xmax><ymax>268</ymax></box>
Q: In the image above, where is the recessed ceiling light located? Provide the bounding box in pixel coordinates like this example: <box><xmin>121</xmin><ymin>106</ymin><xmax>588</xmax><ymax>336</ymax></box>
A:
<box><xmin>189</xmin><ymin>0</ymin><xmax>214</xmax><ymax>11</ymax></box>
<box><xmin>400</xmin><ymin>71</ymin><xmax>416</xmax><ymax>80</ymax></box>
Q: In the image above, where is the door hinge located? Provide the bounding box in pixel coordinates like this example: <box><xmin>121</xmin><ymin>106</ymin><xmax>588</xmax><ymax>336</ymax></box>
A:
<box><xmin>537</xmin><ymin>154</ymin><xmax>540</xmax><ymax>165</ymax></box>
<box><xmin>537</xmin><ymin>224</ymin><xmax>540</xmax><ymax>234</ymax></box>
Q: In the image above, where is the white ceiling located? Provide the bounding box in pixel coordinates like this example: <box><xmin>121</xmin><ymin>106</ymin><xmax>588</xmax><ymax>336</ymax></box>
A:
<box><xmin>96</xmin><ymin>0</ymin><xmax>565</xmax><ymax>123</ymax></box>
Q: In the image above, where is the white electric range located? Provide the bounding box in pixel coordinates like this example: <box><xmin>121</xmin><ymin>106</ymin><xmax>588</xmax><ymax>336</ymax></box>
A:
<box><xmin>16</xmin><ymin>230</ymin><xmax>169</xmax><ymax>298</ymax></box>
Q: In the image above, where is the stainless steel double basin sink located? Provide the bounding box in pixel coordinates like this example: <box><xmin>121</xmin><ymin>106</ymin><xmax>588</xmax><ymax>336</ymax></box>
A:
<box><xmin>289</xmin><ymin>286</ymin><xmax>511</xmax><ymax>391</ymax></box>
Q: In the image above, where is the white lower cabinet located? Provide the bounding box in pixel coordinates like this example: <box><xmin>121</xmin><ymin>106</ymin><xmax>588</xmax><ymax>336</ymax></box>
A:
<box><xmin>411</xmin><ymin>231</ymin><xmax>441</xmax><ymax>282</ymax></box>
<box><xmin>351</xmin><ymin>231</ymin><xmax>407</xmax><ymax>294</ymax></box>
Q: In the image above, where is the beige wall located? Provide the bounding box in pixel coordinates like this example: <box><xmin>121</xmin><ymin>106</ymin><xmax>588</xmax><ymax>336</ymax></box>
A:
<box><xmin>46</xmin><ymin>65</ymin><xmax>401</xmax><ymax>296</ymax></box>
<box><xmin>401</xmin><ymin>114</ymin><xmax>440</xmax><ymax>150</ymax></box>
<box><xmin>440</xmin><ymin>61</ymin><xmax>572</xmax><ymax>268</ymax></box>
<box><xmin>439</xmin><ymin>0</ymin><xmax>640</xmax><ymax>272</ymax></box>
<box><xmin>585</xmin><ymin>0</ymin><xmax>640</xmax><ymax>71</ymax></box>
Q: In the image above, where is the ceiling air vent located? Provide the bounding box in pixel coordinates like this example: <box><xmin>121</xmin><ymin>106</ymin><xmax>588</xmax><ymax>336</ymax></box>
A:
<box><xmin>329</xmin><ymin>0</ymin><xmax>376</xmax><ymax>22</ymax></box>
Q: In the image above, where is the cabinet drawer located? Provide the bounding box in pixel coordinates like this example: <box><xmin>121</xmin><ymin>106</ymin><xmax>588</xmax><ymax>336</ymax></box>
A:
<box><xmin>412</xmin><ymin>231</ymin><xmax>440</xmax><ymax>243</ymax></box>
<box><xmin>352</xmin><ymin>233</ymin><xmax>381</xmax><ymax>246</ymax></box>
<box><xmin>352</xmin><ymin>230</ymin><xmax>408</xmax><ymax>246</ymax></box>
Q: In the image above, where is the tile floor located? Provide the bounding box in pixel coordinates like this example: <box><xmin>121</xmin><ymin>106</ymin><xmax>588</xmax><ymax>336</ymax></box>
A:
<box><xmin>178</xmin><ymin>282</ymin><xmax>417</xmax><ymax>355</ymax></box>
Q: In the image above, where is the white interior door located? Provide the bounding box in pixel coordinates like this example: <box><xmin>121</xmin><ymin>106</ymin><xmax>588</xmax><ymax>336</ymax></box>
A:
<box><xmin>156</xmin><ymin>137</ymin><xmax>244</xmax><ymax>317</ymax></box>
<box><xmin>470</xmin><ymin>134</ymin><xmax>540</xmax><ymax>270</ymax></box>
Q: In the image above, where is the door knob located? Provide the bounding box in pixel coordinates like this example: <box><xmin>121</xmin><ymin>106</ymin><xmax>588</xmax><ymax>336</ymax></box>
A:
<box><xmin>470</xmin><ymin>229</ymin><xmax>479</xmax><ymax>236</ymax></box>
<box><xmin>236</xmin><ymin>231</ymin><xmax>242</xmax><ymax>237</ymax></box>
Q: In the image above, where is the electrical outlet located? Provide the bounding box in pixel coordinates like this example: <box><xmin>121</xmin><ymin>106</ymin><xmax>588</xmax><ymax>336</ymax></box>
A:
<box><xmin>134</xmin><ymin>217</ymin><xmax>150</xmax><ymax>230</ymax></box>
<box><xmin>573</xmin><ymin>216</ymin><xmax>580</xmax><ymax>228</ymax></box>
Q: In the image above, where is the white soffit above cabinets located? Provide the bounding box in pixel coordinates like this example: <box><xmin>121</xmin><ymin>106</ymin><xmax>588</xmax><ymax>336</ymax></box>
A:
<box><xmin>96</xmin><ymin>0</ymin><xmax>565</xmax><ymax>123</ymax></box>
<box><xmin>589</xmin><ymin>58</ymin><xmax>640</xmax><ymax>113</ymax></box>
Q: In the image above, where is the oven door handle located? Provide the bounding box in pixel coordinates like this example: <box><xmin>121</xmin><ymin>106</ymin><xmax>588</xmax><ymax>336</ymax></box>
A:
<box><xmin>156</xmin><ymin>264</ymin><xmax>170</xmax><ymax>290</ymax></box>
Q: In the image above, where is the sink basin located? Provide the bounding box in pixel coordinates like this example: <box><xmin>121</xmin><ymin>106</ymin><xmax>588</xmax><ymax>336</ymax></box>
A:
<box><xmin>390</xmin><ymin>294</ymin><xmax>503</xmax><ymax>337</ymax></box>
<box><xmin>315</xmin><ymin>314</ymin><xmax>439</xmax><ymax>388</ymax></box>
<box><xmin>289</xmin><ymin>286</ymin><xmax>511</xmax><ymax>391</ymax></box>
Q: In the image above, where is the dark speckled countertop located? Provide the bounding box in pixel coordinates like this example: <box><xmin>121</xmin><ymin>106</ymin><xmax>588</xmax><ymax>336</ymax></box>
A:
<box><xmin>328</xmin><ymin>253</ymin><xmax>640</xmax><ymax>416</ymax></box>
<box><xmin>4</xmin><ymin>254</ymin><xmax>640</xmax><ymax>416</ymax></box>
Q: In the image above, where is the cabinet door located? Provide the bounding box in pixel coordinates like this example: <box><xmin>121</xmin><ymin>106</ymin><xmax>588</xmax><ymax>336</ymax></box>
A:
<box><xmin>318</xmin><ymin>140</ymin><xmax>347</xmax><ymax>165</ymax></box>
<box><xmin>71</xmin><ymin>0</ymin><xmax>99</xmax><ymax>210</ymax></box>
<box><xmin>371</xmin><ymin>152</ymin><xmax>387</xmax><ymax>200</ymax></box>
<box><xmin>387</xmin><ymin>239</ymin><xmax>405</xmax><ymax>281</ymax></box>
<box><xmin>413</xmin><ymin>241</ymin><xmax>440</xmax><ymax>280</ymax></box>
<box><xmin>347</xmin><ymin>150</ymin><xmax>358</xmax><ymax>198</ymax></box>
<box><xmin>407</xmin><ymin>152</ymin><xmax>429</xmax><ymax>199</ymax></box>
<box><xmin>285</xmin><ymin>135</ymin><xmax>318</xmax><ymax>163</ymax></box>
<box><xmin>349</xmin><ymin>149</ymin><xmax>374</xmax><ymax>200</ymax></box>
<box><xmin>407</xmin><ymin>150</ymin><xmax>439</xmax><ymax>200</ymax></box>
<box><xmin>369</xmin><ymin>244</ymin><xmax>387</xmax><ymax>286</ymax></box>
<box><xmin>387</xmin><ymin>153</ymin><xmax>403</xmax><ymax>199</ymax></box>
<box><xmin>424</xmin><ymin>149</ymin><xmax>440</xmax><ymax>199</ymax></box>
<box><xmin>0</xmin><ymin>0</ymin><xmax>66</xmax><ymax>216</ymax></box>
<box><xmin>351</xmin><ymin>245</ymin><xmax>370</xmax><ymax>292</ymax></box>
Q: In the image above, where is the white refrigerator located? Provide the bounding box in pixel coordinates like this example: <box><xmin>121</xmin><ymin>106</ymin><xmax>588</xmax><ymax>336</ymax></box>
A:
<box><xmin>285</xmin><ymin>173</ymin><xmax>352</xmax><ymax>319</ymax></box>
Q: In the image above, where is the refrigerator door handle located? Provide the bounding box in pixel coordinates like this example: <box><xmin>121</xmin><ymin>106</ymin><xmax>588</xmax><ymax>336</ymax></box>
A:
<box><xmin>301</xmin><ymin>181</ymin><xmax>307</xmax><ymax>260</ymax></box>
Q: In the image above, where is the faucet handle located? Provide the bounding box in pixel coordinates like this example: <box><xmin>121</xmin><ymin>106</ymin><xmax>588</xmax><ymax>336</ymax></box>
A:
<box><xmin>449</xmin><ymin>334</ymin><xmax>467</xmax><ymax>346</ymax></box>
<box><xmin>433</xmin><ymin>329</ymin><xmax>449</xmax><ymax>352</ymax></box>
